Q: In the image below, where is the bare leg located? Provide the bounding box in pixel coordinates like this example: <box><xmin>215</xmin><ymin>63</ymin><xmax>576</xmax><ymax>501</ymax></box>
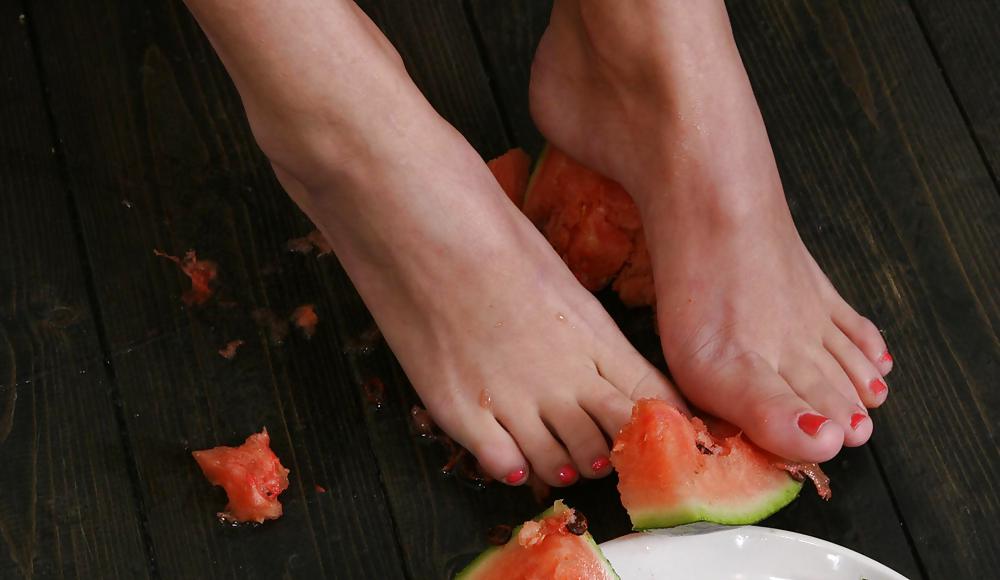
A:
<box><xmin>183</xmin><ymin>0</ymin><xmax>684</xmax><ymax>485</ymax></box>
<box><xmin>530</xmin><ymin>0</ymin><xmax>892</xmax><ymax>462</ymax></box>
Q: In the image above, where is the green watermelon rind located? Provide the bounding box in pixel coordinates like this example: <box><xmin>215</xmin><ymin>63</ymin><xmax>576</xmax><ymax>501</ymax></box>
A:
<box><xmin>455</xmin><ymin>502</ymin><xmax>620</xmax><ymax>580</ymax></box>
<box><xmin>628</xmin><ymin>477</ymin><xmax>803</xmax><ymax>530</ymax></box>
<box><xmin>519</xmin><ymin>144</ymin><xmax>551</xmax><ymax>210</ymax></box>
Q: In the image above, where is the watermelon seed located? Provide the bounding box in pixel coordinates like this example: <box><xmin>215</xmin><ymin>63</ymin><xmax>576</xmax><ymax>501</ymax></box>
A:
<box><xmin>565</xmin><ymin>512</ymin><xmax>588</xmax><ymax>536</ymax></box>
<box><xmin>486</xmin><ymin>524</ymin><xmax>513</xmax><ymax>545</ymax></box>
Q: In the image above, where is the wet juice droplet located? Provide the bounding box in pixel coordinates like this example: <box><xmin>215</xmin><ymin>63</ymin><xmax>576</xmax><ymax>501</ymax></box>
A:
<box><xmin>556</xmin><ymin>313</ymin><xmax>566</xmax><ymax>321</ymax></box>
<box><xmin>479</xmin><ymin>388</ymin><xmax>493</xmax><ymax>410</ymax></box>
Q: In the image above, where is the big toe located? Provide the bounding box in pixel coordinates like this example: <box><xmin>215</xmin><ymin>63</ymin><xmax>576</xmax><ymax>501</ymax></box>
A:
<box><xmin>681</xmin><ymin>352</ymin><xmax>845</xmax><ymax>462</ymax></box>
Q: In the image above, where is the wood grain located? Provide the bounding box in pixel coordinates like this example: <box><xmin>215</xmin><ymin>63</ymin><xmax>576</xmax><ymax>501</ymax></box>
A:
<box><xmin>909</xmin><ymin>0</ymin><xmax>1000</xmax><ymax>187</ymax></box>
<box><xmin>0</xmin><ymin>5</ymin><xmax>150</xmax><ymax>578</ymax></box>
<box><xmin>29</xmin><ymin>0</ymin><xmax>407</xmax><ymax>577</ymax></box>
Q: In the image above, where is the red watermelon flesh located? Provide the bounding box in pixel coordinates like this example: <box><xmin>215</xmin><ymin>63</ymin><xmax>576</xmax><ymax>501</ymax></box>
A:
<box><xmin>612</xmin><ymin>399</ymin><xmax>829</xmax><ymax>530</ymax></box>
<box><xmin>521</xmin><ymin>146</ymin><xmax>654</xmax><ymax>304</ymax></box>
<box><xmin>487</xmin><ymin>148</ymin><xmax>532</xmax><ymax>207</ymax></box>
<box><xmin>192</xmin><ymin>429</ymin><xmax>290</xmax><ymax>524</ymax></box>
<box><xmin>456</xmin><ymin>500</ymin><xmax>619</xmax><ymax>580</ymax></box>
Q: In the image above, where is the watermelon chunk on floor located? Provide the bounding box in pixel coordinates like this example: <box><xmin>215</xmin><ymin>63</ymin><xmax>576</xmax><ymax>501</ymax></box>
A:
<box><xmin>611</xmin><ymin>399</ymin><xmax>827</xmax><ymax>530</ymax></box>
<box><xmin>456</xmin><ymin>500</ymin><xmax>619</xmax><ymax>580</ymax></box>
<box><xmin>192</xmin><ymin>429</ymin><xmax>291</xmax><ymax>524</ymax></box>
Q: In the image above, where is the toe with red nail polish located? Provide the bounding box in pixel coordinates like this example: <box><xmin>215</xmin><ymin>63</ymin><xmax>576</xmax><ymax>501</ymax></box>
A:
<box><xmin>870</xmin><ymin>377</ymin><xmax>888</xmax><ymax>397</ymax></box>
<box><xmin>504</xmin><ymin>469</ymin><xmax>526</xmax><ymax>485</ymax></box>
<box><xmin>591</xmin><ymin>456</ymin><xmax>610</xmax><ymax>473</ymax></box>
<box><xmin>797</xmin><ymin>413</ymin><xmax>829</xmax><ymax>437</ymax></box>
<box><xmin>850</xmin><ymin>412</ymin><xmax>867</xmax><ymax>430</ymax></box>
<box><xmin>557</xmin><ymin>464</ymin><xmax>578</xmax><ymax>485</ymax></box>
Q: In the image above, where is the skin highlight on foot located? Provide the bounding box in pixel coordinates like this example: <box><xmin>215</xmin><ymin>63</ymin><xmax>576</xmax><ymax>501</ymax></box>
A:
<box><xmin>184</xmin><ymin>0</ymin><xmax>684</xmax><ymax>486</ymax></box>
<box><xmin>530</xmin><ymin>0</ymin><xmax>892</xmax><ymax>462</ymax></box>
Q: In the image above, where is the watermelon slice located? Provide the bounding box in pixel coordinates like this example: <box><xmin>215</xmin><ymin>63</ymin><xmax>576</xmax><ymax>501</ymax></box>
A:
<box><xmin>192</xmin><ymin>429</ymin><xmax>291</xmax><ymax>524</ymax></box>
<box><xmin>456</xmin><ymin>500</ymin><xmax>619</xmax><ymax>580</ymax></box>
<box><xmin>612</xmin><ymin>399</ymin><xmax>829</xmax><ymax>530</ymax></box>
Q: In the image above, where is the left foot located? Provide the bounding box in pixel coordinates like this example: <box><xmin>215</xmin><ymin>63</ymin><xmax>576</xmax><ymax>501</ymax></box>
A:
<box><xmin>530</xmin><ymin>0</ymin><xmax>893</xmax><ymax>462</ymax></box>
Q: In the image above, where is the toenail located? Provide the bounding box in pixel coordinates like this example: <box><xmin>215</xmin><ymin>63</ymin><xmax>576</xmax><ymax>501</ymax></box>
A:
<box><xmin>557</xmin><ymin>464</ymin><xmax>578</xmax><ymax>485</ymax></box>
<box><xmin>504</xmin><ymin>469</ymin><xmax>526</xmax><ymax>485</ymax></box>
<box><xmin>591</xmin><ymin>456</ymin><xmax>610</xmax><ymax>473</ymax></box>
<box><xmin>880</xmin><ymin>350</ymin><xmax>893</xmax><ymax>364</ymax></box>
<box><xmin>850</xmin><ymin>412</ymin><xmax>867</xmax><ymax>430</ymax></box>
<box><xmin>869</xmin><ymin>378</ymin><xmax>888</xmax><ymax>397</ymax></box>
<box><xmin>797</xmin><ymin>413</ymin><xmax>829</xmax><ymax>437</ymax></box>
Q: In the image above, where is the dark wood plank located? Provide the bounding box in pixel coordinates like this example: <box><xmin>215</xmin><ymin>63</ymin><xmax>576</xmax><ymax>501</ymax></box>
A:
<box><xmin>909</xmin><ymin>0</ymin><xmax>1000</xmax><ymax>188</ymax></box>
<box><xmin>0</xmin><ymin>6</ymin><xmax>151</xmax><ymax>579</ymax></box>
<box><xmin>471</xmin><ymin>0</ymin><xmax>1000</xmax><ymax>578</ymax></box>
<box><xmin>29</xmin><ymin>1</ymin><xmax>408</xmax><ymax>577</ymax></box>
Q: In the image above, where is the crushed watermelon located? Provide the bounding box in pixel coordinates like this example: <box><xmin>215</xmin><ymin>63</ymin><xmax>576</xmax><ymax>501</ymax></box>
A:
<box><xmin>154</xmin><ymin>249</ymin><xmax>218</xmax><ymax>306</ymax></box>
<box><xmin>192</xmin><ymin>429</ymin><xmax>290</xmax><ymax>524</ymax></box>
<box><xmin>487</xmin><ymin>148</ymin><xmax>532</xmax><ymax>206</ymax></box>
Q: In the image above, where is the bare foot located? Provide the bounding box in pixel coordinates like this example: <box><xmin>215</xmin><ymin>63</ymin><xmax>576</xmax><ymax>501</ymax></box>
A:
<box><xmin>186</xmin><ymin>0</ymin><xmax>684</xmax><ymax>485</ymax></box>
<box><xmin>530</xmin><ymin>0</ymin><xmax>892</xmax><ymax>462</ymax></box>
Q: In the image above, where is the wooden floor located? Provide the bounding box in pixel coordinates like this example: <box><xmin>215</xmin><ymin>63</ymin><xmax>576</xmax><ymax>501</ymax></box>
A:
<box><xmin>1</xmin><ymin>1</ymin><xmax>997</xmax><ymax>578</ymax></box>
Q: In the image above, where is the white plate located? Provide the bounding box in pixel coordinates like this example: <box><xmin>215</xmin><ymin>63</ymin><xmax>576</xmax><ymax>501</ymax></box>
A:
<box><xmin>599</xmin><ymin>523</ymin><xmax>909</xmax><ymax>580</ymax></box>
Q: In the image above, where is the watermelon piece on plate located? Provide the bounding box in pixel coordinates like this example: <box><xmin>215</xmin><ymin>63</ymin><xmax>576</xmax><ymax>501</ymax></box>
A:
<box><xmin>612</xmin><ymin>399</ymin><xmax>829</xmax><ymax>530</ymax></box>
<box><xmin>456</xmin><ymin>500</ymin><xmax>619</xmax><ymax>580</ymax></box>
<box><xmin>192</xmin><ymin>429</ymin><xmax>291</xmax><ymax>524</ymax></box>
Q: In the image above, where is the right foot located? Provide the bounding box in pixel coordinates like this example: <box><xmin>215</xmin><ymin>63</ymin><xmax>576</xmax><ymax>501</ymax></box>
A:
<box><xmin>211</xmin><ymin>0</ymin><xmax>684</xmax><ymax>486</ymax></box>
<box><xmin>530</xmin><ymin>0</ymin><xmax>893</xmax><ymax>462</ymax></box>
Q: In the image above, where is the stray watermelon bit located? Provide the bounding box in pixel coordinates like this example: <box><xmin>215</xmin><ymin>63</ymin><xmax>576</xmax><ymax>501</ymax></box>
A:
<box><xmin>408</xmin><ymin>405</ymin><xmax>490</xmax><ymax>487</ymax></box>
<box><xmin>457</xmin><ymin>501</ymin><xmax>619</xmax><ymax>580</ymax></box>
<box><xmin>285</xmin><ymin>229</ymin><xmax>333</xmax><ymax>256</ymax></box>
<box><xmin>772</xmin><ymin>460</ymin><xmax>832</xmax><ymax>500</ymax></box>
<box><xmin>252</xmin><ymin>308</ymin><xmax>290</xmax><ymax>345</ymax></box>
<box><xmin>487</xmin><ymin>148</ymin><xmax>531</xmax><ymax>206</ymax></box>
<box><xmin>307</xmin><ymin>229</ymin><xmax>332</xmax><ymax>255</ymax></box>
<box><xmin>218</xmin><ymin>339</ymin><xmax>244</xmax><ymax>360</ymax></box>
<box><xmin>363</xmin><ymin>377</ymin><xmax>385</xmax><ymax>409</ymax></box>
<box><xmin>343</xmin><ymin>323</ymin><xmax>383</xmax><ymax>355</ymax></box>
<box><xmin>154</xmin><ymin>249</ymin><xmax>218</xmax><ymax>306</ymax></box>
<box><xmin>290</xmin><ymin>304</ymin><xmax>318</xmax><ymax>338</ymax></box>
<box><xmin>192</xmin><ymin>429</ymin><xmax>290</xmax><ymax>524</ymax></box>
<box><xmin>315</xmin><ymin>484</ymin><xmax>327</xmax><ymax>494</ymax></box>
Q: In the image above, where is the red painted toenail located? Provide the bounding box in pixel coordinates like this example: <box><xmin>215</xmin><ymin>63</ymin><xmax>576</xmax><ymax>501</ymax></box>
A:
<box><xmin>850</xmin><ymin>412</ymin><xmax>867</xmax><ymax>430</ymax></box>
<box><xmin>797</xmin><ymin>413</ymin><xmax>829</xmax><ymax>437</ymax></box>
<box><xmin>557</xmin><ymin>464</ymin><xmax>578</xmax><ymax>485</ymax></box>
<box><xmin>504</xmin><ymin>469</ymin><xmax>526</xmax><ymax>485</ymax></box>
<box><xmin>880</xmin><ymin>350</ymin><xmax>893</xmax><ymax>364</ymax></box>
<box><xmin>591</xmin><ymin>456</ymin><xmax>610</xmax><ymax>473</ymax></box>
<box><xmin>870</xmin><ymin>378</ymin><xmax>888</xmax><ymax>397</ymax></box>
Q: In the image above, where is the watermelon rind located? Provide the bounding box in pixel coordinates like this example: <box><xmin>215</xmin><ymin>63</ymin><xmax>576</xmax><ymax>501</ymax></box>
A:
<box><xmin>629</xmin><ymin>477</ymin><xmax>803</xmax><ymax>530</ymax></box>
<box><xmin>520</xmin><ymin>143</ymin><xmax>551</xmax><ymax>209</ymax></box>
<box><xmin>455</xmin><ymin>501</ymin><xmax>620</xmax><ymax>580</ymax></box>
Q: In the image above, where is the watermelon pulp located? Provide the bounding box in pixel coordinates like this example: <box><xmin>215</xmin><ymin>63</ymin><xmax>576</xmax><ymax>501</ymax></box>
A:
<box><xmin>192</xmin><ymin>429</ymin><xmax>291</xmax><ymax>523</ymax></box>
<box><xmin>611</xmin><ymin>399</ymin><xmax>804</xmax><ymax>529</ymax></box>
<box><xmin>456</xmin><ymin>500</ymin><xmax>619</xmax><ymax>580</ymax></box>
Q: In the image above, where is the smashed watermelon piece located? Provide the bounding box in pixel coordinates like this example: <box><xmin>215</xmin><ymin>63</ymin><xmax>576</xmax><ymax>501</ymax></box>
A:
<box><xmin>192</xmin><ymin>429</ymin><xmax>291</xmax><ymax>524</ymax></box>
<box><xmin>456</xmin><ymin>501</ymin><xmax>619</xmax><ymax>580</ymax></box>
<box><xmin>154</xmin><ymin>249</ymin><xmax>218</xmax><ymax>306</ymax></box>
<box><xmin>611</xmin><ymin>399</ymin><xmax>830</xmax><ymax>530</ymax></box>
<box><xmin>520</xmin><ymin>146</ymin><xmax>655</xmax><ymax>306</ymax></box>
